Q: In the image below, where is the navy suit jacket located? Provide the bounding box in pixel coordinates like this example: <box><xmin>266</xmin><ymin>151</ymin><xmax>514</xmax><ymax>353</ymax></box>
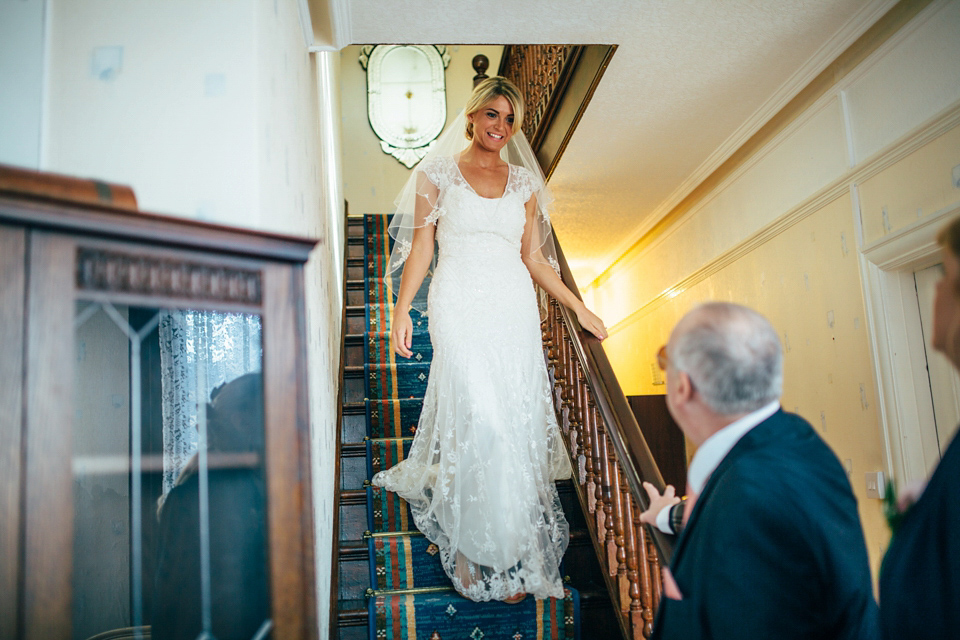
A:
<box><xmin>651</xmin><ymin>409</ymin><xmax>879</xmax><ymax>640</ymax></box>
<box><xmin>879</xmin><ymin>428</ymin><xmax>960</xmax><ymax>639</ymax></box>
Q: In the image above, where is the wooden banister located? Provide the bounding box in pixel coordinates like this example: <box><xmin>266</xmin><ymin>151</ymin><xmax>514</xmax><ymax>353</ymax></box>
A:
<box><xmin>550</xmin><ymin>238</ymin><xmax>675</xmax><ymax>560</ymax></box>
<box><xmin>539</xmin><ymin>237</ymin><xmax>675</xmax><ymax>640</ymax></box>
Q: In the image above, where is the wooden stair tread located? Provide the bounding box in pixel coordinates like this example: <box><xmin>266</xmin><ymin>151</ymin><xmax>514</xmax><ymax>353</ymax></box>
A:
<box><xmin>339</xmin><ymin>540</ymin><xmax>367</xmax><ymax>561</ymax></box>
<box><xmin>340</xmin><ymin>489</ymin><xmax>366</xmax><ymax>506</ymax></box>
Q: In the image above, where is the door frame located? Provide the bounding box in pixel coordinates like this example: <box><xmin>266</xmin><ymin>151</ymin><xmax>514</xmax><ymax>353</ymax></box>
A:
<box><xmin>857</xmin><ymin>199</ymin><xmax>960</xmax><ymax>485</ymax></box>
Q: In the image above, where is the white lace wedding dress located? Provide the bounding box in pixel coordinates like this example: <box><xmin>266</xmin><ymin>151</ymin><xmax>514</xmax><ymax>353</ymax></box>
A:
<box><xmin>372</xmin><ymin>155</ymin><xmax>572</xmax><ymax>602</ymax></box>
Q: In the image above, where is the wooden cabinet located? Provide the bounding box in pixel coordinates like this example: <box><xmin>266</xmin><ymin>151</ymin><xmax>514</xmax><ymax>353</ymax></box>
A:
<box><xmin>0</xmin><ymin>169</ymin><xmax>318</xmax><ymax>640</ymax></box>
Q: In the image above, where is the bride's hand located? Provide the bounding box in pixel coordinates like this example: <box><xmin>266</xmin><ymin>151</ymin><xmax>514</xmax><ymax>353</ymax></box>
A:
<box><xmin>576</xmin><ymin>304</ymin><xmax>608</xmax><ymax>341</ymax></box>
<box><xmin>392</xmin><ymin>308</ymin><xmax>414</xmax><ymax>358</ymax></box>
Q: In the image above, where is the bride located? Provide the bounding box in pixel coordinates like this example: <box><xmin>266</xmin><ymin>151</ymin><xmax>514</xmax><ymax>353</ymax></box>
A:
<box><xmin>371</xmin><ymin>76</ymin><xmax>607</xmax><ymax>604</ymax></box>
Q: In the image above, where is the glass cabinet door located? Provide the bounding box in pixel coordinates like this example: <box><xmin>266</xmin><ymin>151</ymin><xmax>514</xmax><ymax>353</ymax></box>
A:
<box><xmin>72</xmin><ymin>303</ymin><xmax>269</xmax><ymax>640</ymax></box>
<box><xmin>21</xmin><ymin>231</ymin><xmax>314</xmax><ymax>640</ymax></box>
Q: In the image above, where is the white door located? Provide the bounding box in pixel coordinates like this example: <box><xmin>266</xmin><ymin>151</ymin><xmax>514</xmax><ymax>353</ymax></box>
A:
<box><xmin>915</xmin><ymin>263</ymin><xmax>960</xmax><ymax>472</ymax></box>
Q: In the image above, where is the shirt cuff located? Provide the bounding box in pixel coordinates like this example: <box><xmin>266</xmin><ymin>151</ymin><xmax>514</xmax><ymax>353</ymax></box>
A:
<box><xmin>655</xmin><ymin>505</ymin><xmax>674</xmax><ymax>534</ymax></box>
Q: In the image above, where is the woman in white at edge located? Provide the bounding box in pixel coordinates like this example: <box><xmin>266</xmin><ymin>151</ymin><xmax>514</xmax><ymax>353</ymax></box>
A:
<box><xmin>372</xmin><ymin>77</ymin><xmax>607</xmax><ymax>604</ymax></box>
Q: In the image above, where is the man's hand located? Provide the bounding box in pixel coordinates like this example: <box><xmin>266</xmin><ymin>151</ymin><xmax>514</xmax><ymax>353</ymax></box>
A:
<box><xmin>662</xmin><ymin>567</ymin><xmax>684</xmax><ymax>600</ymax></box>
<box><xmin>896</xmin><ymin>479</ymin><xmax>927</xmax><ymax>512</ymax></box>
<box><xmin>639</xmin><ymin>481</ymin><xmax>681</xmax><ymax>526</ymax></box>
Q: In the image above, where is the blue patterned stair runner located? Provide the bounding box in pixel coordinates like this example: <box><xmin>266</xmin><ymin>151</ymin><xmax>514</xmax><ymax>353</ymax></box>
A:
<box><xmin>362</xmin><ymin>214</ymin><xmax>580</xmax><ymax>640</ymax></box>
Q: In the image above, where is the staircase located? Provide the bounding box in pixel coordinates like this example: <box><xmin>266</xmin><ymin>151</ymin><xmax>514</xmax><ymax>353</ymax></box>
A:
<box><xmin>334</xmin><ymin>213</ymin><xmax>620</xmax><ymax>640</ymax></box>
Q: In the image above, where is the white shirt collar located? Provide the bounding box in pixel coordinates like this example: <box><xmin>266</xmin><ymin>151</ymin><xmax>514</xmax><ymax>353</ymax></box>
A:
<box><xmin>686</xmin><ymin>400</ymin><xmax>780</xmax><ymax>496</ymax></box>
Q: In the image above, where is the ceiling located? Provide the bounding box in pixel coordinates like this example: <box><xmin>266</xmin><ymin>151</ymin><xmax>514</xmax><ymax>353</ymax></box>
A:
<box><xmin>324</xmin><ymin>0</ymin><xmax>897</xmax><ymax>286</ymax></box>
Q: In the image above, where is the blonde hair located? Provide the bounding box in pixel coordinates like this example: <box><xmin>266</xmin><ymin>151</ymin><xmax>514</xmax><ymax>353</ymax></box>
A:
<box><xmin>464</xmin><ymin>76</ymin><xmax>525</xmax><ymax>140</ymax></box>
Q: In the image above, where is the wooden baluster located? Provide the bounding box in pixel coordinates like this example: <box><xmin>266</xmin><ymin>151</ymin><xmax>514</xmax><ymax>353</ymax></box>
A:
<box><xmin>582</xmin><ymin>394</ymin><xmax>596</xmax><ymax>511</ymax></box>
<box><xmin>561</xmin><ymin>334</ymin><xmax>575</xmax><ymax>432</ymax></box>
<box><xmin>609</xmin><ymin>458</ymin><xmax>628</xmax><ymax>611</ymax></box>
<box><xmin>612</xmin><ymin>456</ymin><xmax>633</xmax><ymax>613</ymax></box>
<box><xmin>553</xmin><ymin>305</ymin><xmax>566</xmax><ymax>419</ymax></box>
<box><xmin>573</xmin><ymin>363</ymin><xmax>589</xmax><ymax>483</ymax></box>
<box><xmin>568</xmin><ymin>359</ymin><xmax>583</xmax><ymax>451</ymax></box>
<box><xmin>588</xmin><ymin>400</ymin><xmax>603</xmax><ymax>518</ymax></box>
<box><xmin>603</xmin><ymin>440</ymin><xmax>618</xmax><ymax>585</ymax></box>
<box><xmin>603</xmin><ymin>432</ymin><xmax>623</xmax><ymax>578</ymax></box>
<box><xmin>541</xmin><ymin>314</ymin><xmax>553</xmax><ymax>365</ymax></box>
<box><xmin>563</xmin><ymin>331</ymin><xmax>576</xmax><ymax>431</ymax></box>
<box><xmin>623</xmin><ymin>492</ymin><xmax>645</xmax><ymax>639</ymax></box>
<box><xmin>547</xmin><ymin>299</ymin><xmax>560</xmax><ymax>368</ymax></box>
<box><xmin>550</xmin><ymin>301</ymin><xmax>563</xmax><ymax>400</ymax></box>
<box><xmin>635</xmin><ymin>515</ymin><xmax>656</xmax><ymax>638</ymax></box>
<box><xmin>577</xmin><ymin>362</ymin><xmax>589</xmax><ymax>440</ymax></box>
<box><xmin>648</xmin><ymin>535</ymin><xmax>662</xmax><ymax>616</ymax></box>
<box><xmin>540</xmin><ymin>315</ymin><xmax>554</xmax><ymax>388</ymax></box>
<box><xmin>565</xmin><ymin>358</ymin><xmax>579</xmax><ymax>457</ymax></box>
<box><xmin>551</xmin><ymin>307</ymin><xmax>567</xmax><ymax>411</ymax></box>
<box><xmin>596</xmin><ymin>417</ymin><xmax>615</xmax><ymax>569</ymax></box>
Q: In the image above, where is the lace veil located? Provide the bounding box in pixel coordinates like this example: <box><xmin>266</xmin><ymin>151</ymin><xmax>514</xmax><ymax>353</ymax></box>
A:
<box><xmin>385</xmin><ymin>109</ymin><xmax>560</xmax><ymax>314</ymax></box>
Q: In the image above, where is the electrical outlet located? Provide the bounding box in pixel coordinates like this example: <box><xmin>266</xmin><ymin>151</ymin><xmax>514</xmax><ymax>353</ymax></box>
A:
<box><xmin>650</xmin><ymin>362</ymin><xmax>664</xmax><ymax>386</ymax></box>
<box><xmin>865</xmin><ymin>471</ymin><xmax>884</xmax><ymax>499</ymax></box>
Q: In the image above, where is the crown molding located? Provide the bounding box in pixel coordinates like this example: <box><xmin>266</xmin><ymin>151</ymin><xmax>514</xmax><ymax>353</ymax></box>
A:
<box><xmin>330</xmin><ymin>0</ymin><xmax>352</xmax><ymax>49</ymax></box>
<box><xmin>297</xmin><ymin>0</ymin><xmax>314</xmax><ymax>48</ymax></box>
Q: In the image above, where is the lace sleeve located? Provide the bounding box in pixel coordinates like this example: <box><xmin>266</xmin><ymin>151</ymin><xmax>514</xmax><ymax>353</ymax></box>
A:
<box><xmin>386</xmin><ymin>156</ymin><xmax>454</xmax><ymax>313</ymax></box>
<box><xmin>414</xmin><ymin>158</ymin><xmax>450</xmax><ymax>226</ymax></box>
<box><xmin>513</xmin><ymin>165</ymin><xmax>544</xmax><ymax>210</ymax></box>
<box><xmin>419</xmin><ymin>157</ymin><xmax>448</xmax><ymax>192</ymax></box>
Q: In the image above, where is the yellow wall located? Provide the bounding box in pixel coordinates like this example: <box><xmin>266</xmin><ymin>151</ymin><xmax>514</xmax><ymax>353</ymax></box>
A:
<box><xmin>859</xmin><ymin>124</ymin><xmax>960</xmax><ymax>245</ymax></box>
<box><xmin>339</xmin><ymin>45</ymin><xmax>502</xmax><ymax>215</ymax></box>
<box><xmin>603</xmin><ymin>192</ymin><xmax>889</xmax><ymax>571</ymax></box>
<box><xmin>590</xmin><ymin>0</ymin><xmax>960</xmax><ymax>581</ymax></box>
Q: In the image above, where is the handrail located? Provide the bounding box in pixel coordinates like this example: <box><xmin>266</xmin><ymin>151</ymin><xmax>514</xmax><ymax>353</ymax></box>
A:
<box><xmin>539</xmin><ymin>236</ymin><xmax>675</xmax><ymax>640</ymax></box>
<box><xmin>551</xmin><ymin>237</ymin><xmax>675</xmax><ymax>561</ymax></box>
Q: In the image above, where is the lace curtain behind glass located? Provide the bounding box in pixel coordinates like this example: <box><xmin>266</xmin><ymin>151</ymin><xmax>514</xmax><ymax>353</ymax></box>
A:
<box><xmin>158</xmin><ymin>311</ymin><xmax>262</xmax><ymax>497</ymax></box>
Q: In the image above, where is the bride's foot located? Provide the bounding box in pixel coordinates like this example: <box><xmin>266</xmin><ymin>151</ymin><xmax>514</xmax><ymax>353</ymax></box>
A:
<box><xmin>503</xmin><ymin>592</ymin><xmax>527</xmax><ymax>604</ymax></box>
<box><xmin>454</xmin><ymin>551</ymin><xmax>477</xmax><ymax>592</ymax></box>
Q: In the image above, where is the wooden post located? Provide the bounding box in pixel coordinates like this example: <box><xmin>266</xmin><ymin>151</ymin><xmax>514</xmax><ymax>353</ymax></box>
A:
<box><xmin>472</xmin><ymin>54</ymin><xmax>490</xmax><ymax>86</ymax></box>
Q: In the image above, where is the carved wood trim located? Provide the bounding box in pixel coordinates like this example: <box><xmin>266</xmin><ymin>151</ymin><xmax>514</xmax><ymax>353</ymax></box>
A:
<box><xmin>76</xmin><ymin>248</ymin><xmax>262</xmax><ymax>304</ymax></box>
<box><xmin>498</xmin><ymin>45</ymin><xmax>577</xmax><ymax>145</ymax></box>
<box><xmin>499</xmin><ymin>44</ymin><xmax>617</xmax><ymax>179</ymax></box>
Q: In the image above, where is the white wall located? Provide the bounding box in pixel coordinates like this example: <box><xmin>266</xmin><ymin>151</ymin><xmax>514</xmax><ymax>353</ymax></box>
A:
<box><xmin>298</xmin><ymin>51</ymin><xmax>345</xmax><ymax>640</ymax></box>
<box><xmin>38</xmin><ymin>1</ymin><xmax>343</xmax><ymax>636</ymax></box>
<box><xmin>44</xmin><ymin>0</ymin><xmax>259</xmax><ymax>223</ymax></box>
<box><xmin>0</xmin><ymin>0</ymin><xmax>46</xmax><ymax>167</ymax></box>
